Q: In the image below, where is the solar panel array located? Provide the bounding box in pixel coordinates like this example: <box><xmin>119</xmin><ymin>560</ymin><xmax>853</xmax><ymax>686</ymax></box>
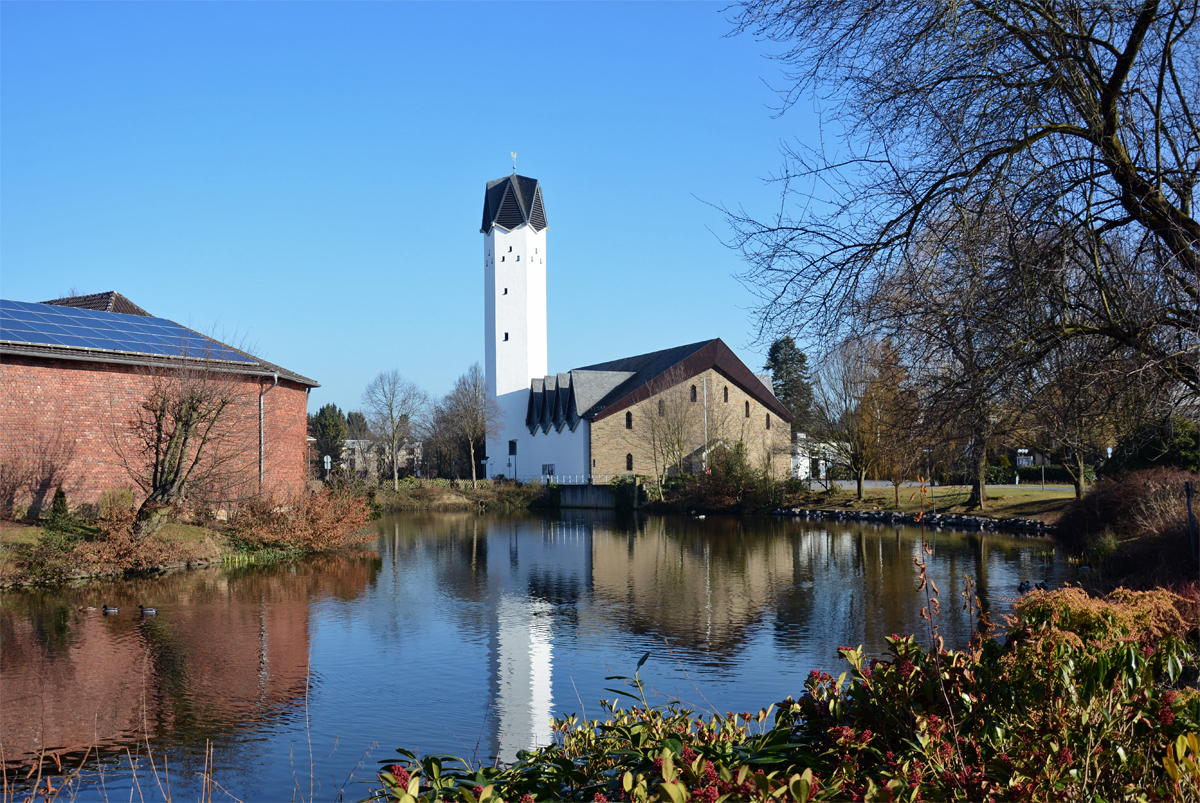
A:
<box><xmin>0</xmin><ymin>299</ymin><xmax>257</xmax><ymax>364</ymax></box>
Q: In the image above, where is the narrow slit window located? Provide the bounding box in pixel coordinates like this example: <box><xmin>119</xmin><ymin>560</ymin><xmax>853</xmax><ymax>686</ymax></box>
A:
<box><xmin>626</xmin><ymin>453</ymin><xmax>633</xmax><ymax>471</ymax></box>
<box><xmin>508</xmin><ymin>246</ymin><xmax>512</xmax><ymax>252</ymax></box>
<box><xmin>625</xmin><ymin>411</ymin><xmax>633</xmax><ymax>429</ymax></box>
<box><xmin>503</xmin><ymin>288</ymin><xmax>508</xmax><ymax>295</ymax></box>
<box><xmin>658</xmin><ymin>399</ymin><xmax>665</xmax><ymax>416</ymax></box>
<box><xmin>745</xmin><ymin>401</ymin><xmax>750</xmax><ymax>418</ymax></box>
<box><xmin>516</xmin><ymin>255</ymin><xmax>520</xmax><ymax>261</ymax></box>
<box><xmin>501</xmin><ymin>256</ymin><xmax>505</xmax><ymax>261</ymax></box>
<box><xmin>690</xmin><ymin>385</ymin><xmax>697</xmax><ymax>402</ymax></box>
<box><xmin>503</xmin><ymin>332</ymin><xmax>509</xmax><ymax>341</ymax></box>
<box><xmin>766</xmin><ymin>414</ymin><xmax>771</xmax><ymax>429</ymax></box>
<box><xmin>723</xmin><ymin>387</ymin><xmax>728</xmax><ymax>403</ymax></box>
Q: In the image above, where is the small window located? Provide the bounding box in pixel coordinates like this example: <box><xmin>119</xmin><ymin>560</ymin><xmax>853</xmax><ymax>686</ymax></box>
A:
<box><xmin>625</xmin><ymin>411</ymin><xmax>633</xmax><ymax>429</ymax></box>
<box><xmin>592</xmin><ymin>458</ymin><xmax>596</xmax><ymax>467</ymax></box>
<box><xmin>723</xmin><ymin>386</ymin><xmax>728</xmax><ymax>403</ymax></box>
<box><xmin>535</xmin><ymin>248</ymin><xmax>538</xmax><ymax>254</ymax></box>
<box><xmin>626</xmin><ymin>453</ymin><xmax>633</xmax><ymax>471</ymax></box>
<box><xmin>503</xmin><ymin>288</ymin><xmax>508</xmax><ymax>295</ymax></box>
<box><xmin>745</xmin><ymin>401</ymin><xmax>750</xmax><ymax>418</ymax></box>
<box><xmin>503</xmin><ymin>332</ymin><xmax>509</xmax><ymax>341</ymax></box>
<box><xmin>509</xmin><ymin>440</ymin><xmax>517</xmax><ymax>456</ymax></box>
<box><xmin>690</xmin><ymin>385</ymin><xmax>697</xmax><ymax>403</ymax></box>
<box><xmin>542</xmin><ymin>463</ymin><xmax>555</xmax><ymax>476</ymax></box>
<box><xmin>508</xmin><ymin>246</ymin><xmax>512</xmax><ymax>252</ymax></box>
<box><xmin>658</xmin><ymin>399</ymin><xmax>665</xmax><ymax>416</ymax></box>
<box><xmin>501</xmin><ymin>256</ymin><xmax>505</xmax><ymax>261</ymax></box>
<box><xmin>516</xmin><ymin>255</ymin><xmax>520</xmax><ymax>261</ymax></box>
<box><xmin>766</xmin><ymin>414</ymin><xmax>771</xmax><ymax>430</ymax></box>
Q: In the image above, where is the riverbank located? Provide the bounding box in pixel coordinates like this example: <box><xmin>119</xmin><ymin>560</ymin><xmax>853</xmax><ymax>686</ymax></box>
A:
<box><xmin>0</xmin><ymin>487</ymin><xmax>372</xmax><ymax>588</ymax></box>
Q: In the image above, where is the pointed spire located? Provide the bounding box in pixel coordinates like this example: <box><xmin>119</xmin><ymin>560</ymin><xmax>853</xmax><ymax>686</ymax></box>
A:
<box><xmin>481</xmin><ymin>174</ymin><xmax>549</xmax><ymax>234</ymax></box>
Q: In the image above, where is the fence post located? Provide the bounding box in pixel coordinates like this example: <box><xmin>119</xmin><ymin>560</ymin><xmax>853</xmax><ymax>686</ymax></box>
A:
<box><xmin>1186</xmin><ymin>481</ymin><xmax>1197</xmax><ymax>562</ymax></box>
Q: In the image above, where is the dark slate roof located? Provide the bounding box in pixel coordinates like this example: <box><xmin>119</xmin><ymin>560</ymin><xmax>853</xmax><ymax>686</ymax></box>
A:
<box><xmin>481</xmin><ymin>174</ymin><xmax>548</xmax><ymax>234</ymax></box>
<box><xmin>525</xmin><ymin>338</ymin><xmax>791</xmax><ymax>432</ymax></box>
<box><xmin>41</xmin><ymin>291</ymin><xmax>152</xmax><ymax>317</ymax></box>
<box><xmin>0</xmin><ymin>298</ymin><xmax>319</xmax><ymax>388</ymax></box>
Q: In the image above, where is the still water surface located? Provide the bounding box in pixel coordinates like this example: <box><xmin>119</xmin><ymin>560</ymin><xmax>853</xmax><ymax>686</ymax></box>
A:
<box><xmin>1</xmin><ymin>511</ymin><xmax>1071</xmax><ymax>799</ymax></box>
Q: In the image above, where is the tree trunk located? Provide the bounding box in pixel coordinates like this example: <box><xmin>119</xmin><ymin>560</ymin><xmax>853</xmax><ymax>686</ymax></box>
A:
<box><xmin>968</xmin><ymin>449</ymin><xmax>988</xmax><ymax>510</ymax></box>
<box><xmin>856</xmin><ymin>470</ymin><xmax>864</xmax><ymax>500</ymax></box>
<box><xmin>392</xmin><ymin>436</ymin><xmax>399</xmax><ymax>492</ymax></box>
<box><xmin>1073</xmin><ymin>453</ymin><xmax>1086</xmax><ymax>500</ymax></box>
<box><xmin>468</xmin><ymin>439</ymin><xmax>477</xmax><ymax>490</ymax></box>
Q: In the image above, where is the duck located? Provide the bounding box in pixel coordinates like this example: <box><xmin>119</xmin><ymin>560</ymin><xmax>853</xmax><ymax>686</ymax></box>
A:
<box><xmin>139</xmin><ymin>605</ymin><xmax>157</xmax><ymax>616</ymax></box>
<box><xmin>1035</xmin><ymin>581</ymin><xmax>1048</xmax><ymax>591</ymax></box>
<box><xmin>78</xmin><ymin>605</ymin><xmax>97</xmax><ymax>611</ymax></box>
<box><xmin>102</xmin><ymin>605</ymin><xmax>120</xmax><ymax>614</ymax></box>
<box><xmin>1017</xmin><ymin>580</ymin><xmax>1032</xmax><ymax>594</ymax></box>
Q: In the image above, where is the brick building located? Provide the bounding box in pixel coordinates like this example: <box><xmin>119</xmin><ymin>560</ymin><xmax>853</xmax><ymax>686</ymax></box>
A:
<box><xmin>0</xmin><ymin>292</ymin><xmax>318</xmax><ymax>515</ymax></box>
<box><xmin>480</xmin><ymin>173</ymin><xmax>791</xmax><ymax>482</ymax></box>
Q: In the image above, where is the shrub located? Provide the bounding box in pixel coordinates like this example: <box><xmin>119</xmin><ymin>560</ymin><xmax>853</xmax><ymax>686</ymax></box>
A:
<box><xmin>366</xmin><ymin>587</ymin><xmax>1199</xmax><ymax>802</ymax></box>
<box><xmin>228</xmin><ymin>488</ymin><xmax>373</xmax><ymax>556</ymax></box>
<box><xmin>1057</xmin><ymin>467</ymin><xmax>1198</xmax><ymax>552</ymax></box>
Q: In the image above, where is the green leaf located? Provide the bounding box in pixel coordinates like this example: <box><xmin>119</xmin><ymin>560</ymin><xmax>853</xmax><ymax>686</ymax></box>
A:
<box><xmin>637</xmin><ymin>651</ymin><xmax>652</xmax><ymax>671</ymax></box>
<box><xmin>659</xmin><ymin>781</ymin><xmax>686</xmax><ymax>803</ymax></box>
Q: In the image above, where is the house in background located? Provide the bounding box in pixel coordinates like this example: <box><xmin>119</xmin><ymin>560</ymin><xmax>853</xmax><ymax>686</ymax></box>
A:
<box><xmin>480</xmin><ymin>173</ymin><xmax>792</xmax><ymax>482</ymax></box>
<box><xmin>0</xmin><ymin>292</ymin><xmax>317</xmax><ymax>515</ymax></box>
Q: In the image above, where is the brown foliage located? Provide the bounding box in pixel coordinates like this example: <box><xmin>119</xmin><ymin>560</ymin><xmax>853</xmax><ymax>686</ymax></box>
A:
<box><xmin>76</xmin><ymin>503</ymin><xmax>184</xmax><ymax>572</ymax></box>
<box><xmin>1057</xmin><ymin>468</ymin><xmax>1200</xmax><ymax>586</ymax></box>
<box><xmin>229</xmin><ymin>489</ymin><xmax>373</xmax><ymax>553</ymax></box>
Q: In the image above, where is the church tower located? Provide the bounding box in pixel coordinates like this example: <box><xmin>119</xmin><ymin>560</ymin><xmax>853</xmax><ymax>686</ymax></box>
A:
<box><xmin>481</xmin><ymin>173</ymin><xmax>548</xmax><ymax>478</ymax></box>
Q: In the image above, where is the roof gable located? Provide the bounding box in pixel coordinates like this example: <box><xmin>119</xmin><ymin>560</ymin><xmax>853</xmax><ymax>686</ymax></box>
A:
<box><xmin>41</xmin><ymin>291</ymin><xmax>151</xmax><ymax>317</ymax></box>
<box><xmin>525</xmin><ymin>339</ymin><xmax>792</xmax><ymax>431</ymax></box>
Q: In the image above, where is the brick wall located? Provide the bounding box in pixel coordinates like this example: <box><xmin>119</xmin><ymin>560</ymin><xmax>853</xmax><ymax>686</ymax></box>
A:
<box><xmin>589</xmin><ymin>367</ymin><xmax>791</xmax><ymax>482</ymax></box>
<box><xmin>0</xmin><ymin>354</ymin><xmax>310</xmax><ymax>514</ymax></box>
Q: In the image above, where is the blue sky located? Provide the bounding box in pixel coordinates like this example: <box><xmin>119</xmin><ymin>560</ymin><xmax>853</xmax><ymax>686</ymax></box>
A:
<box><xmin>1</xmin><ymin>1</ymin><xmax>818</xmax><ymax>412</ymax></box>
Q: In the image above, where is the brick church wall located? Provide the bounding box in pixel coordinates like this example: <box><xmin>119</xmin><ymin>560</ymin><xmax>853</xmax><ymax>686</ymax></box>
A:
<box><xmin>0</xmin><ymin>354</ymin><xmax>309</xmax><ymax>515</ymax></box>
<box><xmin>590</xmin><ymin>367</ymin><xmax>791</xmax><ymax>481</ymax></box>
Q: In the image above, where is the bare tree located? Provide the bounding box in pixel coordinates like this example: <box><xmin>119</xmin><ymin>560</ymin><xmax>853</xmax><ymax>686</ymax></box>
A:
<box><xmin>726</xmin><ymin>0</ymin><xmax>1200</xmax><ymax>391</ymax></box>
<box><xmin>811</xmin><ymin>339</ymin><xmax>887</xmax><ymax>499</ymax></box>
<box><xmin>639</xmin><ymin>368</ymin><xmax>703</xmax><ymax>492</ymax></box>
<box><xmin>438</xmin><ymin>363</ymin><xmax>503</xmax><ymax>489</ymax></box>
<box><xmin>119</xmin><ymin>362</ymin><xmax>255</xmax><ymax>537</ymax></box>
<box><xmin>363</xmin><ymin>370</ymin><xmax>429</xmax><ymax>491</ymax></box>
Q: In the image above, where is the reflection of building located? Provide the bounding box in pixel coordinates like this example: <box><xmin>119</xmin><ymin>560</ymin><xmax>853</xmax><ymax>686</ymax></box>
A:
<box><xmin>480</xmin><ymin>174</ymin><xmax>792</xmax><ymax>483</ymax></box>
<box><xmin>0</xmin><ymin>556</ymin><xmax>377</xmax><ymax>778</ymax></box>
<box><xmin>483</xmin><ymin>519</ymin><xmax>592</xmax><ymax>764</ymax></box>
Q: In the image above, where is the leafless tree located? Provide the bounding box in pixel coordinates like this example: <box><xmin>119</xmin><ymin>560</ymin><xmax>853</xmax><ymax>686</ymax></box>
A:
<box><xmin>639</xmin><ymin>368</ymin><xmax>703</xmax><ymax>492</ymax></box>
<box><xmin>726</xmin><ymin>0</ymin><xmax>1200</xmax><ymax>391</ymax></box>
<box><xmin>810</xmin><ymin>338</ymin><xmax>889</xmax><ymax>499</ymax></box>
<box><xmin>438</xmin><ymin>363</ymin><xmax>504</xmax><ymax>489</ymax></box>
<box><xmin>362</xmin><ymin>369</ymin><xmax>429</xmax><ymax>491</ymax></box>
<box><xmin>118</xmin><ymin>361</ymin><xmax>256</xmax><ymax>537</ymax></box>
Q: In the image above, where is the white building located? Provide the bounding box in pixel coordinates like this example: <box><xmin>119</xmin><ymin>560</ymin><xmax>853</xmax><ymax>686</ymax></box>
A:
<box><xmin>480</xmin><ymin>172</ymin><xmax>792</xmax><ymax>482</ymax></box>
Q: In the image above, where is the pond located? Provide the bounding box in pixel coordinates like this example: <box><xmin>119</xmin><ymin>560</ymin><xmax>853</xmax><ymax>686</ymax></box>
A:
<box><xmin>1</xmin><ymin>511</ymin><xmax>1072</xmax><ymax>800</ymax></box>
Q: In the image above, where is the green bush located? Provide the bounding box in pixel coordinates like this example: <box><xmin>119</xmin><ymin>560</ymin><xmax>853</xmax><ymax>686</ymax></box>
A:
<box><xmin>366</xmin><ymin>587</ymin><xmax>1199</xmax><ymax>802</ymax></box>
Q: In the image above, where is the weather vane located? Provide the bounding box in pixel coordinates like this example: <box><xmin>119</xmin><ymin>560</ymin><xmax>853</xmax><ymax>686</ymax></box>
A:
<box><xmin>511</xmin><ymin>151</ymin><xmax>517</xmax><ymax>173</ymax></box>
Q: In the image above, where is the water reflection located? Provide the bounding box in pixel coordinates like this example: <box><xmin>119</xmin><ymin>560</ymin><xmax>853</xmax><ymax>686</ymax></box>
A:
<box><xmin>1</xmin><ymin>513</ymin><xmax>1069</xmax><ymax>799</ymax></box>
<box><xmin>1</xmin><ymin>553</ymin><xmax>380</xmax><ymax>786</ymax></box>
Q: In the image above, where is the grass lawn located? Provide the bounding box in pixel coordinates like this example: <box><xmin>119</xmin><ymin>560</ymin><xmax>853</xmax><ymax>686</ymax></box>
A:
<box><xmin>796</xmin><ymin>483</ymin><xmax>1078</xmax><ymax>523</ymax></box>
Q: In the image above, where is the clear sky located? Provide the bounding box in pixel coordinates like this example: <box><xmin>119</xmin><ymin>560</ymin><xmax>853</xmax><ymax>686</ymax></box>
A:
<box><xmin>1</xmin><ymin>1</ymin><xmax>818</xmax><ymax>412</ymax></box>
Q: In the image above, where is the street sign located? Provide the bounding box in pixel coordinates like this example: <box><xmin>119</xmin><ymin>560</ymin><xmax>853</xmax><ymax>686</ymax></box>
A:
<box><xmin>323</xmin><ymin>455</ymin><xmax>332</xmax><ymax>470</ymax></box>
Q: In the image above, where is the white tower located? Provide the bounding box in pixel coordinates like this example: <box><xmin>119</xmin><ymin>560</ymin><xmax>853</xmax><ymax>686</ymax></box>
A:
<box><xmin>482</xmin><ymin>173</ymin><xmax>548</xmax><ymax>478</ymax></box>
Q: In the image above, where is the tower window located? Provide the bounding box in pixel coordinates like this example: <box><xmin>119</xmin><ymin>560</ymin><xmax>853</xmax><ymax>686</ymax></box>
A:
<box><xmin>501</xmin><ymin>256</ymin><xmax>505</xmax><ymax>261</ymax></box>
<box><xmin>509</xmin><ymin>440</ymin><xmax>517</xmax><ymax>456</ymax></box>
<box><xmin>690</xmin><ymin>385</ymin><xmax>697</xmax><ymax>403</ymax></box>
<box><xmin>503</xmin><ymin>288</ymin><xmax>508</xmax><ymax>295</ymax></box>
<box><xmin>516</xmin><ymin>255</ymin><xmax>520</xmax><ymax>261</ymax></box>
<box><xmin>503</xmin><ymin>332</ymin><xmax>509</xmax><ymax>341</ymax></box>
<box><xmin>625</xmin><ymin>411</ymin><xmax>633</xmax><ymax>430</ymax></box>
<box><xmin>508</xmin><ymin>246</ymin><xmax>512</xmax><ymax>252</ymax></box>
<box><xmin>766</xmin><ymin>414</ymin><xmax>771</xmax><ymax>429</ymax></box>
<box><xmin>535</xmin><ymin>248</ymin><xmax>538</xmax><ymax>254</ymax></box>
<box><xmin>626</xmin><ymin>453</ymin><xmax>633</xmax><ymax>471</ymax></box>
<box><xmin>723</xmin><ymin>387</ymin><xmax>728</xmax><ymax>403</ymax></box>
<box><xmin>745</xmin><ymin>401</ymin><xmax>750</xmax><ymax>418</ymax></box>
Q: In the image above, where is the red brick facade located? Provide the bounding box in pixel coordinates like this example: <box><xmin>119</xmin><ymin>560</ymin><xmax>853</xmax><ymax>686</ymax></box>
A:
<box><xmin>0</xmin><ymin>354</ymin><xmax>310</xmax><ymax>514</ymax></box>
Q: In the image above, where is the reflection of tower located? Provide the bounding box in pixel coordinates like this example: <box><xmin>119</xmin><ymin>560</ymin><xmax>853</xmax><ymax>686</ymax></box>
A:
<box><xmin>485</xmin><ymin>517</ymin><xmax>590</xmax><ymax>764</ymax></box>
<box><xmin>481</xmin><ymin>173</ymin><xmax>548</xmax><ymax>479</ymax></box>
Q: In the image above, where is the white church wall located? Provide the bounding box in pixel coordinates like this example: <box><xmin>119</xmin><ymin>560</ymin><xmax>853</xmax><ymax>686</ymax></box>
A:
<box><xmin>521</xmin><ymin>421</ymin><xmax>591</xmax><ymax>482</ymax></box>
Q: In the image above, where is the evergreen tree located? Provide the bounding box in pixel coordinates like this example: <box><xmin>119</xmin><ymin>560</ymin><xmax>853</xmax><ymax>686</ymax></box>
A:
<box><xmin>346</xmin><ymin>410</ymin><xmax>372</xmax><ymax>440</ymax></box>
<box><xmin>311</xmin><ymin>403</ymin><xmax>347</xmax><ymax>472</ymax></box>
<box><xmin>765</xmin><ymin>337</ymin><xmax>813</xmax><ymax>435</ymax></box>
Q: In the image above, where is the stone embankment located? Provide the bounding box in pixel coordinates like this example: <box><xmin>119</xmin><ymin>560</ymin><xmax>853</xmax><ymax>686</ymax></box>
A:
<box><xmin>773</xmin><ymin>508</ymin><xmax>1056</xmax><ymax>537</ymax></box>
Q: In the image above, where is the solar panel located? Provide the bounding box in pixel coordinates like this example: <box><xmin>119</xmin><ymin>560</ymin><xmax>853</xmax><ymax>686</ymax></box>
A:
<box><xmin>0</xmin><ymin>300</ymin><xmax>258</xmax><ymax>364</ymax></box>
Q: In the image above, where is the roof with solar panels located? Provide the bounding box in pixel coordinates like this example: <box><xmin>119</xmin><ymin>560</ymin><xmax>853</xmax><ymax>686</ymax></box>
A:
<box><xmin>0</xmin><ymin>292</ymin><xmax>318</xmax><ymax>387</ymax></box>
